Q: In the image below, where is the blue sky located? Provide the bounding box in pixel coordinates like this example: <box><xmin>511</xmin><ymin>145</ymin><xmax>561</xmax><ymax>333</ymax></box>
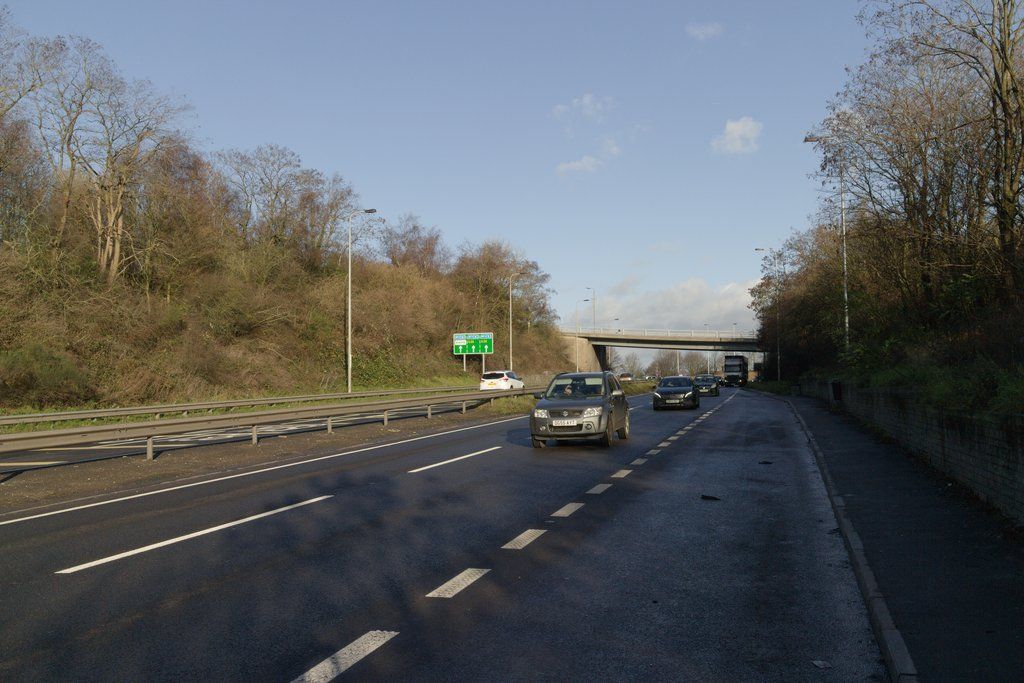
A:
<box><xmin>11</xmin><ymin>0</ymin><xmax>866</xmax><ymax>334</ymax></box>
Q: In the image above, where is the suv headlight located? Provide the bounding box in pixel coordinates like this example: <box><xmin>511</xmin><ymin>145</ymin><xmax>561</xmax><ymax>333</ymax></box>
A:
<box><xmin>533</xmin><ymin>409</ymin><xmax>549</xmax><ymax>418</ymax></box>
<box><xmin>581</xmin><ymin>406</ymin><xmax>603</xmax><ymax>417</ymax></box>
<box><xmin>653</xmin><ymin>391</ymin><xmax>662</xmax><ymax>398</ymax></box>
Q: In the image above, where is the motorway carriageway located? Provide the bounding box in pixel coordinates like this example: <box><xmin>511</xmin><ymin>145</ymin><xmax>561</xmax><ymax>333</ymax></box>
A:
<box><xmin>0</xmin><ymin>388</ymin><xmax>883</xmax><ymax>681</ymax></box>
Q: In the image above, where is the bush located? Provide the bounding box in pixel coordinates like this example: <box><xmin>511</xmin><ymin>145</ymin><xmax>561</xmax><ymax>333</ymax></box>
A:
<box><xmin>0</xmin><ymin>344</ymin><xmax>95</xmax><ymax>408</ymax></box>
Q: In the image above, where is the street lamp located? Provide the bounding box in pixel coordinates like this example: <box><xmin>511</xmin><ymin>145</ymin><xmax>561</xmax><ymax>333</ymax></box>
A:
<box><xmin>756</xmin><ymin>247</ymin><xmax>782</xmax><ymax>382</ymax></box>
<box><xmin>346</xmin><ymin>208</ymin><xmax>376</xmax><ymax>393</ymax></box>
<box><xmin>508</xmin><ymin>272</ymin><xmax>523</xmax><ymax>371</ymax></box>
<box><xmin>575</xmin><ymin>298</ymin><xmax>590</xmax><ymax>372</ymax></box>
<box><xmin>584</xmin><ymin>287</ymin><xmax>597</xmax><ymax>329</ymax></box>
<box><xmin>704</xmin><ymin>323</ymin><xmax>711</xmax><ymax>373</ymax></box>
<box><xmin>804</xmin><ymin>133</ymin><xmax>850</xmax><ymax>352</ymax></box>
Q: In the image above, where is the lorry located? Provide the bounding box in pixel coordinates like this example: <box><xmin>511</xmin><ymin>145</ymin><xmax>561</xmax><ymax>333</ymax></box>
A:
<box><xmin>722</xmin><ymin>355</ymin><xmax>749</xmax><ymax>386</ymax></box>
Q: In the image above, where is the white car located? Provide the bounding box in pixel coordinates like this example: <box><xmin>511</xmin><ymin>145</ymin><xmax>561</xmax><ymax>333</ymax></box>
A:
<box><xmin>479</xmin><ymin>370</ymin><xmax>525</xmax><ymax>391</ymax></box>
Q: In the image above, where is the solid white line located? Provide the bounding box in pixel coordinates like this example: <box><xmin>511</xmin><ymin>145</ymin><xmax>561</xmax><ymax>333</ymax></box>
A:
<box><xmin>631</xmin><ymin>458</ymin><xmax>647</xmax><ymax>466</ymax></box>
<box><xmin>611</xmin><ymin>469</ymin><xmax>632</xmax><ymax>478</ymax></box>
<box><xmin>1</xmin><ymin>415</ymin><xmax>528</xmax><ymax>527</ymax></box>
<box><xmin>551</xmin><ymin>502</ymin><xmax>584</xmax><ymax>518</ymax></box>
<box><xmin>646</xmin><ymin>449</ymin><xmax>661</xmax><ymax>455</ymax></box>
<box><xmin>0</xmin><ymin>460</ymin><xmax>67</xmax><ymax>466</ymax></box>
<box><xmin>501</xmin><ymin>529</ymin><xmax>547</xmax><ymax>550</ymax></box>
<box><xmin>587</xmin><ymin>483</ymin><xmax>612</xmax><ymax>494</ymax></box>
<box><xmin>407</xmin><ymin>446</ymin><xmax>501</xmax><ymax>473</ymax></box>
<box><xmin>426</xmin><ymin>568</ymin><xmax>490</xmax><ymax>598</ymax></box>
<box><xmin>56</xmin><ymin>495</ymin><xmax>332</xmax><ymax>574</ymax></box>
<box><xmin>292</xmin><ymin>630</ymin><xmax>398</xmax><ymax>683</ymax></box>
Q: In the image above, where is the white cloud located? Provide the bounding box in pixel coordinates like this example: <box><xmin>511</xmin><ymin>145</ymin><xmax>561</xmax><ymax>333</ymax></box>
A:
<box><xmin>711</xmin><ymin>116</ymin><xmax>763</xmax><ymax>154</ymax></box>
<box><xmin>552</xmin><ymin>93</ymin><xmax>615</xmax><ymax>122</ymax></box>
<box><xmin>556</xmin><ymin>155</ymin><xmax>604</xmax><ymax>175</ymax></box>
<box><xmin>601</xmin><ymin>136</ymin><xmax>621</xmax><ymax>158</ymax></box>
<box><xmin>590</xmin><ymin>277</ymin><xmax>757</xmax><ymax>333</ymax></box>
<box><xmin>686</xmin><ymin>22</ymin><xmax>723</xmax><ymax>41</ymax></box>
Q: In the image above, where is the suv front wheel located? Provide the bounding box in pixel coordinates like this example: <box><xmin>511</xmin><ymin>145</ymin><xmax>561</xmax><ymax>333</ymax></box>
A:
<box><xmin>616</xmin><ymin>412</ymin><xmax>630</xmax><ymax>440</ymax></box>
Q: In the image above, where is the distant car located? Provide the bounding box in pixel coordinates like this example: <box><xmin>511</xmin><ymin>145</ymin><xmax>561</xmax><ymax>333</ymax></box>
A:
<box><xmin>694</xmin><ymin>374</ymin><xmax>720</xmax><ymax>396</ymax></box>
<box><xmin>530</xmin><ymin>371</ymin><xmax>629</xmax><ymax>448</ymax></box>
<box><xmin>479</xmin><ymin>370</ymin><xmax>525</xmax><ymax>391</ymax></box>
<box><xmin>618</xmin><ymin>372</ymin><xmax>634</xmax><ymax>382</ymax></box>
<box><xmin>653</xmin><ymin>375</ymin><xmax>700</xmax><ymax>410</ymax></box>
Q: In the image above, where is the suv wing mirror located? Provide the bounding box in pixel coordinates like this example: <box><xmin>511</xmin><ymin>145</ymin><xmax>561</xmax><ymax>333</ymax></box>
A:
<box><xmin>533</xmin><ymin>392</ymin><xmax>544</xmax><ymax>399</ymax></box>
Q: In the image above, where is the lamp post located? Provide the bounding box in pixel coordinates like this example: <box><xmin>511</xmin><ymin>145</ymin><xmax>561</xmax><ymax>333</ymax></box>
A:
<box><xmin>346</xmin><ymin>208</ymin><xmax>376</xmax><ymax>393</ymax></box>
<box><xmin>804</xmin><ymin>133</ymin><xmax>850</xmax><ymax>352</ymax></box>
<box><xmin>704</xmin><ymin>323</ymin><xmax>711</xmax><ymax>373</ymax></box>
<box><xmin>585</xmin><ymin>287</ymin><xmax>596</xmax><ymax>329</ymax></box>
<box><xmin>575</xmin><ymin>298</ymin><xmax>590</xmax><ymax>372</ymax></box>
<box><xmin>756</xmin><ymin>247</ymin><xmax>782</xmax><ymax>381</ymax></box>
<box><xmin>508</xmin><ymin>272</ymin><xmax>523</xmax><ymax>371</ymax></box>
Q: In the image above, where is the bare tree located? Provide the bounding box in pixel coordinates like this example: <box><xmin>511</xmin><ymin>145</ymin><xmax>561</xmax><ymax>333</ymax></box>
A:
<box><xmin>33</xmin><ymin>37</ymin><xmax>110</xmax><ymax>251</ymax></box>
<box><xmin>0</xmin><ymin>9</ymin><xmax>53</xmax><ymax>122</ymax></box>
<box><xmin>74</xmin><ymin>72</ymin><xmax>184</xmax><ymax>283</ymax></box>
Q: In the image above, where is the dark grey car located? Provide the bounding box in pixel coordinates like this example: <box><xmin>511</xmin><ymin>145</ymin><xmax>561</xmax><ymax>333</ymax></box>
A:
<box><xmin>530</xmin><ymin>371</ymin><xmax>629</xmax><ymax>448</ymax></box>
<box><xmin>652</xmin><ymin>375</ymin><xmax>700</xmax><ymax>410</ymax></box>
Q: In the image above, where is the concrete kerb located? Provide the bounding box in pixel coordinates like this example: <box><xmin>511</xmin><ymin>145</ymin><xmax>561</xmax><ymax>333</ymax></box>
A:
<box><xmin>785</xmin><ymin>398</ymin><xmax>919</xmax><ymax>683</ymax></box>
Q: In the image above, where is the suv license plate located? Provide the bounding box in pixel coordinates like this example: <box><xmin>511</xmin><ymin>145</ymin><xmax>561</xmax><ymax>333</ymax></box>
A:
<box><xmin>551</xmin><ymin>419</ymin><xmax>578</xmax><ymax>427</ymax></box>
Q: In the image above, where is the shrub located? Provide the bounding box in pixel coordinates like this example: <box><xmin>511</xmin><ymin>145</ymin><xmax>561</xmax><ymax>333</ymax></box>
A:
<box><xmin>0</xmin><ymin>344</ymin><xmax>95</xmax><ymax>408</ymax></box>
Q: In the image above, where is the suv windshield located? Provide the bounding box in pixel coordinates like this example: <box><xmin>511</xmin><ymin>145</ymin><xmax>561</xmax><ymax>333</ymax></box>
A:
<box><xmin>695</xmin><ymin>376</ymin><xmax>714</xmax><ymax>384</ymax></box>
<box><xmin>545</xmin><ymin>375</ymin><xmax>606</xmax><ymax>399</ymax></box>
<box><xmin>658</xmin><ymin>377</ymin><xmax>692</xmax><ymax>388</ymax></box>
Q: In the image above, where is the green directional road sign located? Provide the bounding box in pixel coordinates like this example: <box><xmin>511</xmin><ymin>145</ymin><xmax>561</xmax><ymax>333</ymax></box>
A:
<box><xmin>453</xmin><ymin>332</ymin><xmax>494</xmax><ymax>355</ymax></box>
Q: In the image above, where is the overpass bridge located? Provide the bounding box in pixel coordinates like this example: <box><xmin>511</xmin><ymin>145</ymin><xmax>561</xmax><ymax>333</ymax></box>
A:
<box><xmin>560</xmin><ymin>328</ymin><xmax>763</xmax><ymax>372</ymax></box>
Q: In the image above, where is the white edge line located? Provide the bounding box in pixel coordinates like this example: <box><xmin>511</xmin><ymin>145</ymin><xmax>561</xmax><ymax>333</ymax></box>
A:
<box><xmin>1</xmin><ymin>415</ymin><xmax>528</xmax><ymax>527</ymax></box>
<box><xmin>407</xmin><ymin>446</ymin><xmax>501</xmax><ymax>473</ymax></box>
<box><xmin>56</xmin><ymin>495</ymin><xmax>332</xmax><ymax>574</ymax></box>
<box><xmin>291</xmin><ymin>630</ymin><xmax>398</xmax><ymax>683</ymax></box>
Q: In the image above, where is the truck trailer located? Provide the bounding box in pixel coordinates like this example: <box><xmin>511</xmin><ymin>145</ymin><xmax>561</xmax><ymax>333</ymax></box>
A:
<box><xmin>722</xmin><ymin>355</ymin><xmax>749</xmax><ymax>386</ymax></box>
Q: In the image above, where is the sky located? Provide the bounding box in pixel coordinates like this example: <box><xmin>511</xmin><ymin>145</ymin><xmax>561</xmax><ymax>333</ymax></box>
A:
<box><xmin>9</xmin><ymin>0</ymin><xmax>867</xmax><ymax>338</ymax></box>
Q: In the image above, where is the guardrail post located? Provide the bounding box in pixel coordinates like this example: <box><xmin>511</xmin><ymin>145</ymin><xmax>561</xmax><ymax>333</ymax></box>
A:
<box><xmin>427</xmin><ymin>405</ymin><xmax>433</xmax><ymax>419</ymax></box>
<box><xmin>383</xmin><ymin>410</ymin><xmax>389</xmax><ymax>426</ymax></box>
<box><xmin>461</xmin><ymin>401</ymin><xmax>467</xmax><ymax>414</ymax></box>
<box><xmin>251</xmin><ymin>425</ymin><xmax>258</xmax><ymax>445</ymax></box>
<box><xmin>146</xmin><ymin>436</ymin><xmax>154</xmax><ymax>461</ymax></box>
<box><xmin>327</xmin><ymin>416</ymin><xmax>333</xmax><ymax>434</ymax></box>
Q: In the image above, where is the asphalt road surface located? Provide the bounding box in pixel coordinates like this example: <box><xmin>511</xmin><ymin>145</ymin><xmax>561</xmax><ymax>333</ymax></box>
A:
<box><xmin>0</xmin><ymin>388</ymin><xmax>883</xmax><ymax>681</ymax></box>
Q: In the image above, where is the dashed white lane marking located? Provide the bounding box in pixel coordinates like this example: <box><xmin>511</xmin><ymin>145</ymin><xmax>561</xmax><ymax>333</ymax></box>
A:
<box><xmin>291</xmin><ymin>630</ymin><xmax>398</xmax><ymax>683</ymax></box>
<box><xmin>587</xmin><ymin>483</ymin><xmax>612</xmax><ymax>494</ymax></box>
<box><xmin>551</xmin><ymin>502</ymin><xmax>585</xmax><ymax>517</ymax></box>
<box><xmin>631</xmin><ymin>458</ymin><xmax>647</xmax><ymax>465</ymax></box>
<box><xmin>667</xmin><ymin>436</ymin><xmax>679</xmax><ymax>441</ymax></box>
<box><xmin>657</xmin><ymin>441</ymin><xmax>671</xmax><ymax>447</ymax></box>
<box><xmin>426</xmin><ymin>568</ymin><xmax>490</xmax><ymax>598</ymax></box>
<box><xmin>407</xmin><ymin>446</ymin><xmax>502</xmax><ymax>473</ymax></box>
<box><xmin>646</xmin><ymin>449</ymin><xmax>661</xmax><ymax>455</ymax></box>
<box><xmin>611</xmin><ymin>469</ymin><xmax>632</xmax><ymax>478</ymax></box>
<box><xmin>2</xmin><ymin>416</ymin><xmax>529</xmax><ymax>528</ymax></box>
<box><xmin>502</xmin><ymin>529</ymin><xmax>547</xmax><ymax>549</ymax></box>
<box><xmin>56</xmin><ymin>495</ymin><xmax>332</xmax><ymax>574</ymax></box>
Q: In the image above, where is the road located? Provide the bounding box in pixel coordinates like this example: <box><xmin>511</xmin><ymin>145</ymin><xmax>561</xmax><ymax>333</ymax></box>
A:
<box><xmin>0</xmin><ymin>389</ymin><xmax>883</xmax><ymax>681</ymax></box>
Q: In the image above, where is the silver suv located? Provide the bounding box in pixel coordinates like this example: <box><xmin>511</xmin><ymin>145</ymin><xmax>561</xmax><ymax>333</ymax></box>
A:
<box><xmin>529</xmin><ymin>371</ymin><xmax>630</xmax><ymax>448</ymax></box>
